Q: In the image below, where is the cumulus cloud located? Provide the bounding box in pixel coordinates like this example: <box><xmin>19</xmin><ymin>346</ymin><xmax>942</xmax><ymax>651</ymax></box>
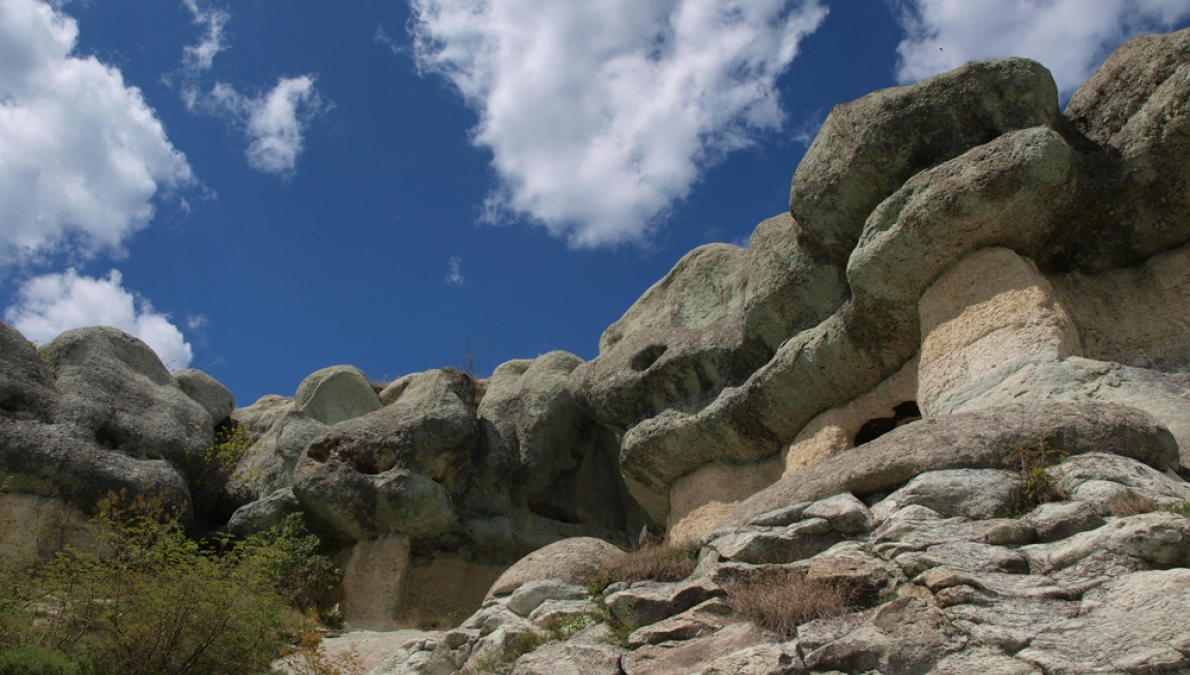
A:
<box><xmin>893</xmin><ymin>0</ymin><xmax>1190</xmax><ymax>95</ymax></box>
<box><xmin>4</xmin><ymin>268</ymin><xmax>194</xmax><ymax>370</ymax></box>
<box><xmin>408</xmin><ymin>0</ymin><xmax>828</xmax><ymax>247</ymax></box>
<box><xmin>0</xmin><ymin>0</ymin><xmax>193</xmax><ymax>265</ymax></box>
<box><xmin>177</xmin><ymin>2</ymin><xmax>327</xmax><ymax>177</ymax></box>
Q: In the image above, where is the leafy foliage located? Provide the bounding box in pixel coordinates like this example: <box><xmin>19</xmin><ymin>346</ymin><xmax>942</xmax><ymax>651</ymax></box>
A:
<box><xmin>1004</xmin><ymin>434</ymin><xmax>1068</xmax><ymax>515</ymax></box>
<box><xmin>182</xmin><ymin>421</ymin><xmax>255</xmax><ymax>526</ymax></box>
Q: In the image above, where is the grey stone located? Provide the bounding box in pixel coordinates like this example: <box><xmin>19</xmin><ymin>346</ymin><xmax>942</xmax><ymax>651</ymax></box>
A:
<box><xmin>805</xmin><ymin>542</ymin><xmax>891</xmax><ymax>596</ymax></box>
<box><xmin>895</xmin><ymin>541</ymin><xmax>1028</xmax><ymax>578</ymax></box>
<box><xmin>226</xmin><ymin>488</ymin><xmax>302</xmax><ymax>536</ymax></box>
<box><xmin>1021</xmin><ymin>511</ymin><xmax>1190</xmax><ymax>575</ymax></box>
<box><xmin>871</xmin><ymin>469</ymin><xmax>1020</xmax><ymax>523</ymax></box>
<box><xmin>746</xmin><ymin>502</ymin><xmax>813</xmax><ymax>528</ymax></box>
<box><xmin>293</xmin><ymin>368</ymin><xmax>477</xmax><ymax>541</ymax></box>
<box><xmin>1024</xmin><ymin>501</ymin><xmax>1105</xmax><ymax>543</ymax></box>
<box><xmin>802</xmin><ymin>493</ymin><xmax>873</xmax><ymax>535</ymax></box>
<box><xmin>929</xmin><ymin>646</ymin><xmax>1042</xmax><ymax>675</ymax></box>
<box><xmin>234</xmin><ymin>394</ymin><xmax>295</xmax><ymax>436</ymax></box>
<box><xmin>486</xmin><ymin>537</ymin><xmax>625</xmax><ymax>599</ymax></box>
<box><xmin>692</xmin><ymin>641</ymin><xmax>805</xmax><ymax>675</ymax></box>
<box><xmin>294</xmin><ymin>365</ymin><xmax>381</xmax><ymax>426</ymax></box>
<box><xmin>526</xmin><ymin>598</ymin><xmax>601</xmax><ymax>629</ymax></box>
<box><xmin>0</xmin><ymin>321</ymin><xmax>59</xmax><ymax>423</ymax></box>
<box><xmin>709</xmin><ymin>518</ymin><xmax>842</xmax><ymax>565</ymax></box>
<box><xmin>622</xmin><ymin>622</ymin><xmax>770</xmax><ymax>675</ymax></box>
<box><xmin>626</xmin><ymin>597</ymin><xmax>734</xmax><ymax>648</ymax></box>
<box><xmin>506</xmin><ymin>579</ymin><xmax>587</xmax><ymax>618</ymax></box>
<box><xmin>229</xmin><ymin>410</ymin><xmax>327</xmax><ymax>502</ymax></box>
<box><xmin>40</xmin><ymin>326</ymin><xmax>214</xmax><ymax>465</ymax></box>
<box><xmin>791</xmin><ymin>57</ymin><xmax>1059</xmax><ymax>268</ymax></box>
<box><xmin>804</xmin><ymin>597</ymin><xmax>964</xmax><ymax>675</ymax></box>
<box><xmin>1015</xmin><ymin>569</ymin><xmax>1190</xmax><ymax>675</ymax></box>
<box><xmin>510</xmin><ymin>641</ymin><xmax>624</xmax><ymax>675</ymax></box>
<box><xmin>722</xmin><ymin>402</ymin><xmax>1178</xmax><ymax>529</ymax></box>
<box><xmin>1049</xmin><ymin>452</ymin><xmax>1190</xmax><ymax>504</ymax></box>
<box><xmin>174</xmin><ymin>369</ymin><xmax>235</xmax><ymax>425</ymax></box>
<box><xmin>474</xmin><ymin>351</ymin><xmax>641</xmax><ymax>536</ymax></box>
<box><xmin>606</xmin><ymin>577</ymin><xmax>725</xmax><ymax>628</ymax></box>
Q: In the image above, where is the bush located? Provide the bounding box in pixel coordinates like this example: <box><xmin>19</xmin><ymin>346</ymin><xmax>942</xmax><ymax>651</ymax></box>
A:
<box><xmin>0</xmin><ymin>490</ymin><xmax>343</xmax><ymax>675</ymax></box>
<box><xmin>1004</xmin><ymin>435</ymin><xmax>1068</xmax><ymax>515</ymax></box>
<box><xmin>0</xmin><ymin>645</ymin><xmax>81</xmax><ymax>675</ymax></box>
<box><xmin>183</xmin><ymin>421</ymin><xmax>255</xmax><ymax>526</ymax></box>
<box><xmin>727</xmin><ymin>568</ymin><xmax>856</xmax><ymax>639</ymax></box>
<box><xmin>587</xmin><ymin>539</ymin><xmax>700</xmax><ymax>595</ymax></box>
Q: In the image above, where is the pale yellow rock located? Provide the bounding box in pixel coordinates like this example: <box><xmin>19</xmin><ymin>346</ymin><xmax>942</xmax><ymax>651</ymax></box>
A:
<box><xmin>401</xmin><ymin>554</ymin><xmax>506</xmax><ymax>628</ymax></box>
<box><xmin>666</xmin><ymin>456</ymin><xmax>784</xmax><ymax>540</ymax></box>
<box><xmin>340</xmin><ymin>535</ymin><xmax>411</xmax><ymax>631</ymax></box>
<box><xmin>918</xmin><ymin>248</ymin><xmax>1082</xmax><ymax>416</ymax></box>
<box><xmin>783</xmin><ymin>355</ymin><xmax>920</xmax><ymax>477</ymax></box>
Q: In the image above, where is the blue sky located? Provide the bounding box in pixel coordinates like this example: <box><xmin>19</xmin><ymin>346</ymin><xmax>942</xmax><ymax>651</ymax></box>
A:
<box><xmin>3</xmin><ymin>0</ymin><xmax>1190</xmax><ymax>407</ymax></box>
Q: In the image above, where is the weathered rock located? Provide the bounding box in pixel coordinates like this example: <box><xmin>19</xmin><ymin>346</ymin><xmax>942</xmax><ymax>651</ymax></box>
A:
<box><xmin>229</xmin><ymin>410</ymin><xmax>327</xmax><ymax>502</ymax></box>
<box><xmin>1048</xmin><ymin>452</ymin><xmax>1190</xmax><ymax>506</ymax></box>
<box><xmin>803</xmin><ymin>597</ymin><xmax>964</xmax><ymax>675</ymax></box>
<box><xmin>801</xmin><ymin>493</ymin><xmax>872</xmax><ymax>535</ymax></box>
<box><xmin>39</xmin><ymin>326</ymin><xmax>214</xmax><ymax>464</ymax></box>
<box><xmin>1015</xmin><ymin>569</ymin><xmax>1190</xmax><ymax>675</ymax></box>
<box><xmin>708</xmin><ymin>518</ymin><xmax>842</xmax><ymax>565</ymax></box>
<box><xmin>487</xmin><ymin>537</ymin><xmax>625</xmax><ymax>599</ymax></box>
<box><xmin>0</xmin><ymin>321</ymin><xmax>59</xmax><ymax>423</ymax></box>
<box><xmin>626</xmin><ymin>597</ymin><xmax>734</xmax><ymax>648</ymax></box>
<box><xmin>746</xmin><ymin>502</ymin><xmax>812</xmax><ymax>528</ymax></box>
<box><xmin>568</xmin><ymin>212</ymin><xmax>845</xmax><ymax>435</ymax></box>
<box><xmin>173</xmin><ymin>369</ymin><xmax>235</xmax><ymax>425</ymax></box>
<box><xmin>621</xmin><ymin>622</ymin><xmax>770</xmax><ymax>675</ymax></box>
<box><xmin>691</xmin><ymin>641</ymin><xmax>805</xmax><ymax>675</ymax></box>
<box><xmin>606</xmin><ymin>577</ymin><xmax>725</xmax><ymax>628</ymax></box>
<box><xmin>1021</xmin><ymin>512</ymin><xmax>1190</xmax><ymax>576</ymax></box>
<box><xmin>895</xmin><ymin>541</ymin><xmax>1028</xmax><ymax>578</ymax></box>
<box><xmin>929</xmin><ymin>646</ymin><xmax>1042</xmax><ymax>675</ymax></box>
<box><xmin>791</xmin><ymin>57</ymin><xmax>1059</xmax><ymax>267</ymax></box>
<box><xmin>341</xmin><ymin>534</ymin><xmax>411</xmax><ymax>630</ymax></box>
<box><xmin>294</xmin><ymin>365</ymin><xmax>381</xmax><ymax>426</ymax></box>
<box><xmin>226</xmin><ymin>487</ymin><xmax>302</xmax><ymax>536</ymax></box>
<box><xmin>505</xmin><ymin>579</ymin><xmax>587</xmax><ymax>618</ymax></box>
<box><xmin>527</xmin><ymin>598</ymin><xmax>601</xmax><ymax>629</ymax></box>
<box><xmin>872</xmin><ymin>469</ymin><xmax>1021</xmax><ymax>525</ymax></box>
<box><xmin>722</xmin><ymin>401</ymin><xmax>1177</xmax><ymax>529</ymax></box>
<box><xmin>1023</xmin><ymin>501</ymin><xmax>1105</xmax><ymax>543</ymax></box>
<box><xmin>510</xmin><ymin>641</ymin><xmax>625</xmax><ymax>675</ymax></box>
<box><xmin>0</xmin><ymin>417</ymin><xmax>192</xmax><ymax>521</ymax></box>
<box><xmin>474</xmin><ymin>351</ymin><xmax>640</xmax><ymax>534</ymax></box>
<box><xmin>234</xmin><ymin>394</ymin><xmax>295</xmax><ymax>436</ymax></box>
<box><xmin>293</xmin><ymin>368</ymin><xmax>476</xmax><ymax>541</ymax></box>
<box><xmin>805</xmin><ymin>542</ymin><xmax>891</xmax><ymax>596</ymax></box>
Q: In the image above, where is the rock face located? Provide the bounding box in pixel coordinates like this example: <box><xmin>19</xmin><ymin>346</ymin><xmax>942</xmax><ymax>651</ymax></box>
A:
<box><xmin>563</xmin><ymin>28</ymin><xmax>1190</xmax><ymax>526</ymax></box>
<box><xmin>369</xmin><ymin>451</ymin><xmax>1190</xmax><ymax>675</ymax></box>
<box><xmin>0</xmin><ymin>325</ymin><xmax>227</xmax><ymax>525</ymax></box>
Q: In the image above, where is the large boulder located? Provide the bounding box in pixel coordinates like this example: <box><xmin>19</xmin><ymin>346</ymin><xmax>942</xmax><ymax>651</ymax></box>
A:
<box><xmin>567</xmin><ymin>212</ymin><xmax>845</xmax><ymax>433</ymax></box>
<box><xmin>229</xmin><ymin>410</ymin><xmax>327</xmax><ymax>503</ymax></box>
<box><xmin>0</xmin><ymin>321</ymin><xmax>59</xmax><ymax>423</ymax></box>
<box><xmin>474</xmin><ymin>351</ymin><xmax>641</xmax><ymax>532</ymax></box>
<box><xmin>790</xmin><ymin>57</ymin><xmax>1059</xmax><ymax>268</ymax></box>
<box><xmin>292</xmin><ymin>368</ymin><xmax>477</xmax><ymax>541</ymax></box>
<box><xmin>38</xmin><ymin>326</ymin><xmax>214</xmax><ymax>465</ymax></box>
<box><xmin>173</xmin><ymin>369</ymin><xmax>235</xmax><ymax>425</ymax></box>
<box><xmin>294</xmin><ymin>365</ymin><xmax>380</xmax><ymax>426</ymax></box>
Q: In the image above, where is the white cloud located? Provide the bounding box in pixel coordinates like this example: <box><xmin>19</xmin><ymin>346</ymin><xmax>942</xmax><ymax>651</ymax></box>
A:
<box><xmin>181</xmin><ymin>0</ymin><xmax>230</xmax><ymax>74</ymax></box>
<box><xmin>0</xmin><ymin>0</ymin><xmax>193</xmax><ymax>265</ymax></box>
<box><xmin>893</xmin><ymin>0</ymin><xmax>1190</xmax><ymax>95</ymax></box>
<box><xmin>446</xmin><ymin>256</ymin><xmax>464</xmax><ymax>285</ymax></box>
<box><xmin>191</xmin><ymin>76</ymin><xmax>327</xmax><ymax>177</ymax></box>
<box><xmin>4</xmin><ymin>268</ymin><xmax>194</xmax><ymax>370</ymax></box>
<box><xmin>408</xmin><ymin>0</ymin><xmax>828</xmax><ymax>248</ymax></box>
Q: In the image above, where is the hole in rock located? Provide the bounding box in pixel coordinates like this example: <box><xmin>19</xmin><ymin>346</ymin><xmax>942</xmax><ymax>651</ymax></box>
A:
<box><xmin>631</xmin><ymin>345</ymin><xmax>667</xmax><ymax>372</ymax></box>
<box><xmin>854</xmin><ymin>401</ymin><xmax>922</xmax><ymax>447</ymax></box>
<box><xmin>95</xmin><ymin>425</ymin><xmax>121</xmax><ymax>451</ymax></box>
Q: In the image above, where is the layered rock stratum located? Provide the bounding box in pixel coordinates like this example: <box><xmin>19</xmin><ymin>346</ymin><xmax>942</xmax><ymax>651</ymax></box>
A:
<box><xmin>4</xmin><ymin>27</ymin><xmax>1190</xmax><ymax>674</ymax></box>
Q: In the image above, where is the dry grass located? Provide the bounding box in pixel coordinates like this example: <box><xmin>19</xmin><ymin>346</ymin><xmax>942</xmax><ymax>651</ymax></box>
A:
<box><xmin>1109</xmin><ymin>495</ymin><xmax>1158</xmax><ymax>517</ymax></box>
<box><xmin>589</xmin><ymin>540</ymin><xmax>700</xmax><ymax>594</ymax></box>
<box><xmin>727</xmin><ymin>569</ymin><xmax>856</xmax><ymax>639</ymax></box>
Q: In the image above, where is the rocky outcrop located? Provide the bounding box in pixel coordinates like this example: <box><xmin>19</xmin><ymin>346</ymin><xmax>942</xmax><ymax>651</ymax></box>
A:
<box><xmin>564</xmin><ymin>29</ymin><xmax>1190</xmax><ymax>525</ymax></box>
<box><xmin>369</xmin><ymin>451</ymin><xmax>1190</xmax><ymax>675</ymax></box>
<box><xmin>0</xmin><ymin>325</ymin><xmax>225</xmax><ymax>525</ymax></box>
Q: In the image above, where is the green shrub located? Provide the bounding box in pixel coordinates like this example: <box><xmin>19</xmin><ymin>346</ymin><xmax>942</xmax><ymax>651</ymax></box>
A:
<box><xmin>0</xmin><ymin>645</ymin><xmax>81</xmax><ymax>675</ymax></box>
<box><xmin>1004</xmin><ymin>434</ymin><xmax>1068</xmax><ymax>515</ymax></box>
<box><xmin>183</xmin><ymin>421</ymin><xmax>255</xmax><ymax>526</ymax></box>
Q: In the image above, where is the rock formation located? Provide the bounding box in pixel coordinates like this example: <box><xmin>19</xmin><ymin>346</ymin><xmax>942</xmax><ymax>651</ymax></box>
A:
<box><xmin>3</xmin><ymin>26</ymin><xmax>1190</xmax><ymax>672</ymax></box>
